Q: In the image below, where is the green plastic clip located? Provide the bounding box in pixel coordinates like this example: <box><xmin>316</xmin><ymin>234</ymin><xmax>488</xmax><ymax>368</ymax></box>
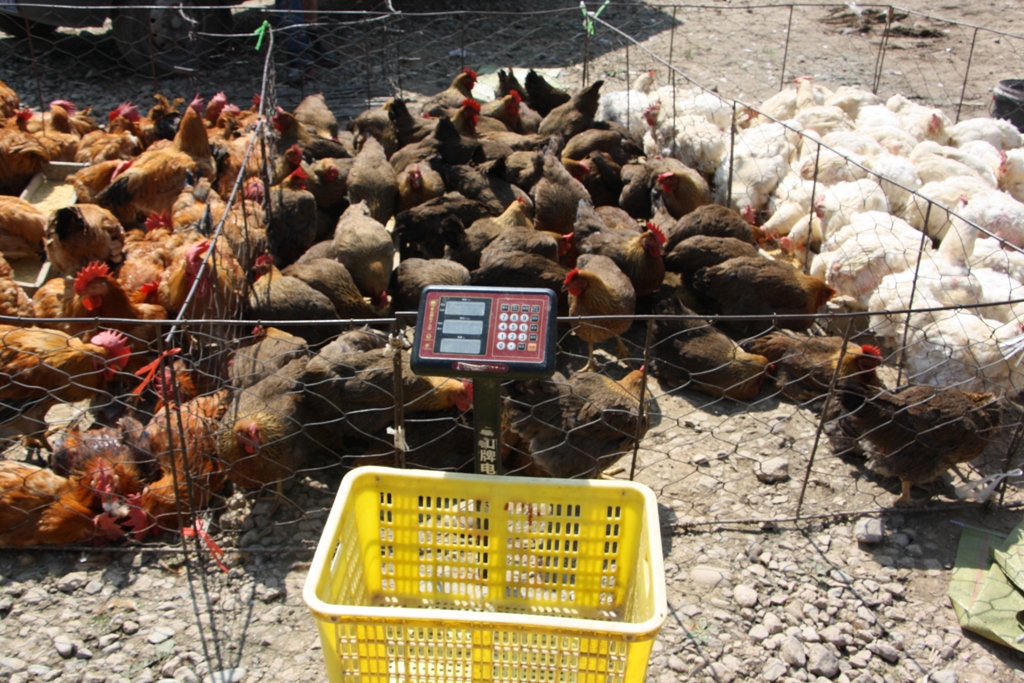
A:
<box><xmin>580</xmin><ymin>0</ymin><xmax>610</xmax><ymax>36</ymax></box>
<box><xmin>254</xmin><ymin>20</ymin><xmax>270</xmax><ymax>51</ymax></box>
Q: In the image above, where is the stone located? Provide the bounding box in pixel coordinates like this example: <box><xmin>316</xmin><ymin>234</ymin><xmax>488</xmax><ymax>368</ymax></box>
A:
<box><xmin>854</xmin><ymin>518</ymin><xmax>884</xmax><ymax>544</ymax></box>
<box><xmin>148</xmin><ymin>627</ymin><xmax>175</xmax><ymax>645</ymax></box>
<box><xmin>763</xmin><ymin>657</ymin><xmax>788</xmax><ymax>682</ymax></box>
<box><xmin>54</xmin><ymin>635</ymin><xmax>76</xmax><ymax>659</ymax></box>
<box><xmin>750</xmin><ymin>624</ymin><xmax>770</xmax><ymax>641</ymax></box>
<box><xmin>689</xmin><ymin>566</ymin><xmax>732</xmax><ymax>588</ymax></box>
<box><xmin>667</xmin><ymin>655</ymin><xmax>685</xmax><ymax>673</ymax></box>
<box><xmin>867</xmin><ymin>641</ymin><xmax>900</xmax><ymax>663</ymax></box>
<box><xmin>734</xmin><ymin>584</ymin><xmax>759</xmax><ymax>608</ymax></box>
<box><xmin>27</xmin><ymin>666</ymin><xmax>51</xmax><ymax>677</ymax></box>
<box><xmin>764</xmin><ymin>613</ymin><xmax>785</xmax><ymax>635</ymax></box>
<box><xmin>929</xmin><ymin>671</ymin><xmax>957</xmax><ymax>683</ymax></box>
<box><xmin>122</xmin><ymin>621</ymin><xmax>139</xmax><ymax>635</ymax></box>
<box><xmin>82</xmin><ymin>673</ymin><xmax>106</xmax><ymax>683</ymax></box>
<box><xmin>707</xmin><ymin>661</ymin><xmax>735</xmax><ymax>683</ymax></box>
<box><xmin>807</xmin><ymin>644</ymin><xmax>839</xmax><ymax>678</ymax></box>
<box><xmin>780</xmin><ymin>636</ymin><xmax>807</xmax><ymax>668</ymax></box>
<box><xmin>0</xmin><ymin>658</ymin><xmax>27</xmax><ymax>673</ymax></box>
<box><xmin>77</xmin><ymin>648</ymin><xmax>94</xmax><ymax>660</ymax></box>
<box><xmin>204</xmin><ymin>668</ymin><xmax>246</xmax><ymax>683</ymax></box>
<box><xmin>84</xmin><ymin>579</ymin><xmax>105</xmax><ymax>595</ymax></box>
<box><xmin>57</xmin><ymin>572</ymin><xmax>89</xmax><ymax>593</ymax></box>
<box><xmin>173</xmin><ymin>667</ymin><xmax>199</xmax><ymax>683</ymax></box>
<box><xmin>820</xmin><ymin>625</ymin><xmax>852</xmax><ymax>648</ymax></box>
<box><xmin>757</xmin><ymin>457</ymin><xmax>790</xmax><ymax>483</ymax></box>
<box><xmin>848</xmin><ymin>649</ymin><xmax>872</xmax><ymax>668</ymax></box>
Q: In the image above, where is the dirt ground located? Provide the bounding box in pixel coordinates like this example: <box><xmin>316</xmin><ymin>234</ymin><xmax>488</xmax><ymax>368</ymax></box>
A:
<box><xmin>4</xmin><ymin>2</ymin><xmax>1024</xmax><ymax>683</ymax></box>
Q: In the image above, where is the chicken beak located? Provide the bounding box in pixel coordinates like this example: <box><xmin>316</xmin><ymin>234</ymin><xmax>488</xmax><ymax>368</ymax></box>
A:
<box><xmin>82</xmin><ymin>295</ymin><xmax>104</xmax><ymax>311</ymax></box>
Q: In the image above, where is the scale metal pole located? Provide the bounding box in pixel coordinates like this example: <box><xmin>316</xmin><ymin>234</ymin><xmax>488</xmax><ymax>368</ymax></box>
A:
<box><xmin>473</xmin><ymin>378</ymin><xmax>503</xmax><ymax>475</ymax></box>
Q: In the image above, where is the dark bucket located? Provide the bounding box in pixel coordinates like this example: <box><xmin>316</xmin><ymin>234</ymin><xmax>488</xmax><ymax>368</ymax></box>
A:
<box><xmin>992</xmin><ymin>79</ymin><xmax>1024</xmax><ymax>133</ymax></box>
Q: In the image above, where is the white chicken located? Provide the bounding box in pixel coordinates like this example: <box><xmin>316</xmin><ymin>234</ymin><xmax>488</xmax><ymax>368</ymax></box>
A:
<box><xmin>597</xmin><ymin>70</ymin><xmax>656</xmax><ymax>142</ymax></box>
<box><xmin>862</xmin><ymin>152</ymin><xmax>922</xmax><ymax>214</ymax></box>
<box><xmin>949</xmin><ymin>117</ymin><xmax>1022</xmax><ymax>151</ymax></box>
<box><xmin>998</xmin><ymin>148</ymin><xmax>1024</xmax><ymax>203</ymax></box>
<box><xmin>753</xmin><ymin>75</ymin><xmax>832</xmax><ymax>123</ymax></box>
<box><xmin>869</xmin><ymin>216</ymin><xmax>981</xmax><ymax>348</ymax></box>
<box><xmin>643</xmin><ymin>113</ymin><xmax>727</xmax><ymax>177</ymax></box>
<box><xmin>714</xmin><ymin>153</ymin><xmax>788</xmax><ymax>216</ymax></box>
<box><xmin>818</xmin><ymin>178</ymin><xmax>890</xmax><ymax>236</ymax></box>
<box><xmin>811</xmin><ymin>211</ymin><xmax>924</xmax><ymax>309</ymax></box>
<box><xmin>909</xmin><ymin>140</ymin><xmax>998</xmax><ymax>188</ymax></box>
<box><xmin>886</xmin><ymin>94</ymin><xmax>953</xmax><ymax>144</ymax></box>
<box><xmin>823</xmin><ymin>85</ymin><xmax>883</xmax><ymax>121</ymax></box>
<box><xmin>904</xmin><ymin>313</ymin><xmax>1024</xmax><ymax>393</ymax></box>
<box><xmin>901</xmin><ymin>176</ymin><xmax>992</xmax><ymax>240</ymax></box>
<box><xmin>651</xmin><ymin>86</ymin><xmax>735</xmax><ymax>131</ymax></box>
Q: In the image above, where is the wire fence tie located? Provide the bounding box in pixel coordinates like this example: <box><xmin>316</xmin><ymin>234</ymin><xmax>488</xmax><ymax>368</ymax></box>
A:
<box><xmin>253</xmin><ymin>20</ymin><xmax>271</xmax><ymax>51</ymax></box>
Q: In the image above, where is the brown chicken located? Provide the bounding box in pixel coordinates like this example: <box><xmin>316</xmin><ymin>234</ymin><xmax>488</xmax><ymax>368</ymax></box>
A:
<box><xmin>664</xmin><ymin>235</ymin><xmax>760</xmax><ymax>289</ymax></box>
<box><xmin>170</xmin><ymin>175</ymin><xmax>226</xmax><ymax>231</ymax></box>
<box><xmin>0</xmin><ymin>254</ymin><xmax>33</xmax><ymax>317</ymax></box>
<box><xmin>69</xmin><ymin>159</ymin><xmax>122</xmax><ymax>205</ymax></box>
<box><xmin>650</xmin><ymin>294</ymin><xmax>769</xmax><ymax>401</ymax></box>
<box><xmin>444</xmin><ymin>198</ymin><xmax>535</xmax><ymax>270</ymax></box>
<box><xmin>838</xmin><ymin>381</ymin><xmax>1002</xmax><ymax>506</ymax></box>
<box><xmin>619</xmin><ymin>157</ymin><xmax>707</xmax><ymax>220</ymax></box>
<box><xmin>333</xmin><ymin>200</ymin><xmax>396</xmax><ymax>306</ymax></box>
<box><xmin>564</xmin><ymin>254</ymin><xmax>636</xmax><ymax>371</ymax></box>
<box><xmin>654</xmin><ymin>168</ymin><xmax>713</xmax><ymax>219</ymax></box>
<box><xmin>471</xmin><ymin>250</ymin><xmax>570</xmax><ymax>315</ymax></box>
<box><xmin>530</xmin><ymin>149</ymin><xmax>592</xmax><ymax>234</ymax></box>
<box><xmin>217</xmin><ymin>356</ymin><xmax>337</xmax><ymax>497</ymax></box>
<box><xmin>305</xmin><ymin>344</ymin><xmax>472</xmax><ymax>443</ymax></box>
<box><xmin>0</xmin><ymin>327</ymin><xmax>131</xmax><ymax>442</ymax></box>
<box><xmin>390</xmin><ymin>258</ymin><xmax>471</xmax><ymax>312</ymax></box>
<box><xmin>380</xmin><ymin>98</ymin><xmax>433</xmax><ymax>149</ymax></box>
<box><xmin>432</xmin><ymin>158</ymin><xmax>528</xmax><ymax>215</ymax></box>
<box><xmin>294</xmin><ymin>92</ymin><xmax>340</xmax><ymax>140</ymax></box>
<box><xmin>43</xmin><ymin>205</ymin><xmax>126</xmax><ymax>276</ymax></box>
<box><xmin>420</xmin><ymin>68</ymin><xmax>478</xmax><ymax>117</ymax></box>
<box><xmin>282</xmin><ymin>257</ymin><xmax>383</xmax><ymax>321</ymax></box>
<box><xmin>0</xmin><ymin>455</ymin><xmax>142</xmax><ymax>547</ymax></box>
<box><xmin>125</xmin><ymin>391</ymin><xmax>229</xmax><ymax>538</ymax></box>
<box><xmin>347</xmin><ymin>134</ymin><xmax>398</xmax><ymax>225</ymax></box>
<box><xmin>95</xmin><ymin>106</ymin><xmax>214</xmax><ymax>227</ymax></box>
<box><xmin>504</xmin><ymin>368</ymin><xmax>650</xmax><ymax>479</ymax></box>
<box><xmin>29</xmin><ymin>102</ymin><xmax>81</xmax><ymax>162</ymax></box>
<box><xmin>229</xmin><ymin>326</ymin><xmax>309</xmax><ymax>391</ymax></box>
<box><xmin>0</xmin><ymin>79</ymin><xmax>19</xmax><ymax>118</ymax></box>
<box><xmin>743</xmin><ymin>331</ymin><xmax>883</xmax><ymax>403</ymax></box>
<box><xmin>0</xmin><ymin>196</ymin><xmax>47</xmax><ymax>259</ymax></box>
<box><xmin>350</xmin><ymin>102</ymin><xmax>401</xmax><ymax>157</ymax></box>
<box><xmin>136</xmin><ymin>94</ymin><xmax>185</xmax><ymax>148</ymax></box>
<box><xmin>271</xmin><ymin>106</ymin><xmax>349</xmax><ymax>162</ymax></box>
<box><xmin>574</xmin><ymin>201</ymin><xmax>666</xmax><ymax>297</ymax></box>
<box><xmin>523</xmin><ymin>69</ymin><xmax>571</xmax><ymax>117</ymax></box>
<box><xmin>267</xmin><ymin>166</ymin><xmax>317</xmax><ymax>267</ymax></box>
<box><xmin>537</xmin><ymin>80</ymin><xmax>603</xmax><ymax>139</ymax></box>
<box><xmin>248</xmin><ymin>255</ymin><xmax>342</xmax><ymax>346</ymax></box>
<box><xmin>482</xmin><ymin>89</ymin><xmax>524</xmax><ymax>133</ymax></box>
<box><xmin>394</xmin><ymin>192</ymin><xmax>490</xmax><ymax>261</ymax></box>
<box><xmin>158</xmin><ymin>238</ymin><xmax>245</xmax><ymax>323</ymax></box>
<box><xmin>0</xmin><ymin>110</ymin><xmax>49</xmax><ymax>195</ymax></box>
<box><xmin>664</xmin><ymin>202</ymin><xmax>760</xmax><ymax>248</ymax></box>
<box><xmin>396</xmin><ymin>162</ymin><xmax>445</xmax><ymax>212</ymax></box>
<box><xmin>691</xmin><ymin>256</ymin><xmax>835</xmax><ymax>337</ymax></box>
<box><xmin>75</xmin><ymin>103</ymin><xmax>144</xmax><ymax>163</ymax></box>
<box><xmin>34</xmin><ymin>261</ymin><xmax>163</xmax><ymax>346</ymax></box>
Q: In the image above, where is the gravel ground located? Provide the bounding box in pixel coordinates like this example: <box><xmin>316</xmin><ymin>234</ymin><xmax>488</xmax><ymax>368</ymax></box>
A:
<box><xmin>5</xmin><ymin>2</ymin><xmax>1024</xmax><ymax>682</ymax></box>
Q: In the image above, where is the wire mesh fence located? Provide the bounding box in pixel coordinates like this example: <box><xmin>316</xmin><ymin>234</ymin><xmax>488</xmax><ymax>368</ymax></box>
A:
<box><xmin>1</xmin><ymin>0</ymin><xmax>1024</xmax><ymax>568</ymax></box>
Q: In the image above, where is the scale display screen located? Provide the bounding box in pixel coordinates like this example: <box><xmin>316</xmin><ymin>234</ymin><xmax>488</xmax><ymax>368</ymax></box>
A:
<box><xmin>410</xmin><ymin>286</ymin><xmax>558</xmax><ymax>379</ymax></box>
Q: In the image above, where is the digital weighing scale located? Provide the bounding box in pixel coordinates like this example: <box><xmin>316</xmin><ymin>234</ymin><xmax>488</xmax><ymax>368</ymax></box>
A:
<box><xmin>410</xmin><ymin>286</ymin><xmax>558</xmax><ymax>475</ymax></box>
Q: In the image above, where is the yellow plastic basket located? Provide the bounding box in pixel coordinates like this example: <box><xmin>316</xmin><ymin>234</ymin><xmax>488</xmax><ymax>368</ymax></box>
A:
<box><xmin>303</xmin><ymin>466</ymin><xmax>667</xmax><ymax>683</ymax></box>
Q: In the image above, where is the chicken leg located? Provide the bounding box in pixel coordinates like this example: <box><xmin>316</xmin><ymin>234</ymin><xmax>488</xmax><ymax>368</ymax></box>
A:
<box><xmin>582</xmin><ymin>341</ymin><xmax>601</xmax><ymax>373</ymax></box>
<box><xmin>615</xmin><ymin>335</ymin><xmax>629</xmax><ymax>360</ymax></box>
<box><xmin>893</xmin><ymin>479</ymin><xmax>914</xmax><ymax>507</ymax></box>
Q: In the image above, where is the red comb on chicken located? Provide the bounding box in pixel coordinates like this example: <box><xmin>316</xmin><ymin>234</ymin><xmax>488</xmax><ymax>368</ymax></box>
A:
<box><xmin>144</xmin><ymin>210</ymin><xmax>172</xmax><ymax>232</ymax></box>
<box><xmin>50</xmin><ymin>99</ymin><xmax>76</xmax><ymax>116</ymax></box>
<box><xmin>109</xmin><ymin>101</ymin><xmax>140</xmax><ymax>122</ymax></box>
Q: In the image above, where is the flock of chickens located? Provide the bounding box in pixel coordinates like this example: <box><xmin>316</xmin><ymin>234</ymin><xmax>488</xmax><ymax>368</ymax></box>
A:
<box><xmin>0</xmin><ymin>63</ymin><xmax>1017</xmax><ymax>547</ymax></box>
